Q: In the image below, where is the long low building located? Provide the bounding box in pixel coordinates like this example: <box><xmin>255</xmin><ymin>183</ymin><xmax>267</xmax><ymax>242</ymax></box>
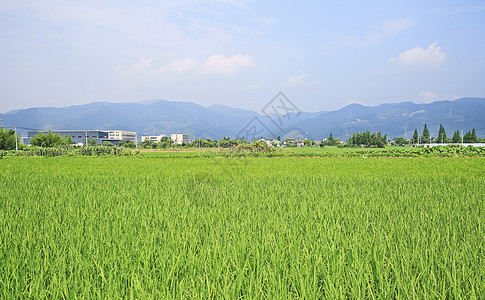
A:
<box><xmin>141</xmin><ymin>134</ymin><xmax>190</xmax><ymax>144</ymax></box>
<box><xmin>108</xmin><ymin>130</ymin><xmax>137</xmax><ymax>143</ymax></box>
<box><xmin>27</xmin><ymin>130</ymin><xmax>108</xmax><ymax>145</ymax></box>
<box><xmin>27</xmin><ymin>129</ymin><xmax>138</xmax><ymax>145</ymax></box>
<box><xmin>141</xmin><ymin>134</ymin><xmax>168</xmax><ymax>143</ymax></box>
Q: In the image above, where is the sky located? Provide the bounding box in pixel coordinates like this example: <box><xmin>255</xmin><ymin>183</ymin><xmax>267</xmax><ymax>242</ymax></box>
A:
<box><xmin>1</xmin><ymin>0</ymin><xmax>485</xmax><ymax>113</ymax></box>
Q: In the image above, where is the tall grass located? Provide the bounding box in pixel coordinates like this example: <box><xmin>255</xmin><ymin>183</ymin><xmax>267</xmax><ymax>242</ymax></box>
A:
<box><xmin>1</xmin><ymin>157</ymin><xmax>484</xmax><ymax>298</ymax></box>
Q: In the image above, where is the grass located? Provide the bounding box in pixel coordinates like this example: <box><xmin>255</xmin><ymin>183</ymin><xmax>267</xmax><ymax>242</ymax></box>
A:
<box><xmin>1</xmin><ymin>156</ymin><xmax>484</xmax><ymax>298</ymax></box>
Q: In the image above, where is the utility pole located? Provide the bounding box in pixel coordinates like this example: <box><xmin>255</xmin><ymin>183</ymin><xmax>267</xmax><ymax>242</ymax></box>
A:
<box><xmin>15</xmin><ymin>127</ymin><xmax>18</xmax><ymax>152</ymax></box>
<box><xmin>461</xmin><ymin>130</ymin><xmax>464</xmax><ymax>147</ymax></box>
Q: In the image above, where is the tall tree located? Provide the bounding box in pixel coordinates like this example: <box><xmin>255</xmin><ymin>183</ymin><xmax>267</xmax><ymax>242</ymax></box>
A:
<box><xmin>422</xmin><ymin>123</ymin><xmax>430</xmax><ymax>143</ymax></box>
<box><xmin>327</xmin><ymin>133</ymin><xmax>335</xmax><ymax>146</ymax></box>
<box><xmin>436</xmin><ymin>124</ymin><xmax>447</xmax><ymax>143</ymax></box>
<box><xmin>346</xmin><ymin>131</ymin><xmax>387</xmax><ymax>147</ymax></box>
<box><xmin>412</xmin><ymin>129</ymin><xmax>419</xmax><ymax>144</ymax></box>
<box><xmin>452</xmin><ymin>130</ymin><xmax>461</xmax><ymax>143</ymax></box>
<box><xmin>471</xmin><ymin>128</ymin><xmax>478</xmax><ymax>143</ymax></box>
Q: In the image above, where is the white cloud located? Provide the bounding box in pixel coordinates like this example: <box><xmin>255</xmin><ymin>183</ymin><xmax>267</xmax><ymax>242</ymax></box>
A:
<box><xmin>128</xmin><ymin>55</ymin><xmax>254</xmax><ymax>77</ymax></box>
<box><xmin>284</xmin><ymin>73</ymin><xmax>308</xmax><ymax>87</ymax></box>
<box><xmin>202</xmin><ymin>54</ymin><xmax>254</xmax><ymax>76</ymax></box>
<box><xmin>453</xmin><ymin>5</ymin><xmax>485</xmax><ymax>14</ymax></box>
<box><xmin>390</xmin><ymin>43</ymin><xmax>446</xmax><ymax>68</ymax></box>
<box><xmin>324</xmin><ymin>18</ymin><xmax>417</xmax><ymax>50</ymax></box>
<box><xmin>246</xmin><ymin>16</ymin><xmax>276</xmax><ymax>26</ymax></box>
<box><xmin>163</xmin><ymin>58</ymin><xmax>199</xmax><ymax>73</ymax></box>
<box><xmin>379</xmin><ymin>18</ymin><xmax>417</xmax><ymax>36</ymax></box>
<box><xmin>417</xmin><ymin>91</ymin><xmax>438</xmax><ymax>100</ymax></box>
<box><xmin>129</xmin><ymin>57</ymin><xmax>198</xmax><ymax>75</ymax></box>
<box><xmin>130</xmin><ymin>58</ymin><xmax>154</xmax><ymax>72</ymax></box>
<box><xmin>216</xmin><ymin>0</ymin><xmax>255</xmax><ymax>8</ymax></box>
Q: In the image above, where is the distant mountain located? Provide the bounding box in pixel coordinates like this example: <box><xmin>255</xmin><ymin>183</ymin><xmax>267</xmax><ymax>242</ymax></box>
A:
<box><xmin>1</xmin><ymin>97</ymin><xmax>484</xmax><ymax>140</ymax></box>
<box><xmin>280</xmin><ymin>98</ymin><xmax>485</xmax><ymax>140</ymax></box>
<box><xmin>1</xmin><ymin>100</ymin><xmax>260</xmax><ymax>139</ymax></box>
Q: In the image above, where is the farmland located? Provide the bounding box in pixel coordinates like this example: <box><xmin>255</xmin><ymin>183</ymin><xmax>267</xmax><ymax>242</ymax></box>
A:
<box><xmin>1</xmin><ymin>155</ymin><xmax>484</xmax><ymax>298</ymax></box>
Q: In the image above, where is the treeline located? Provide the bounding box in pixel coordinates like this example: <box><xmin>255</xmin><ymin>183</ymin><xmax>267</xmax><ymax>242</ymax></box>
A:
<box><xmin>140</xmin><ymin>136</ymin><xmax>248</xmax><ymax>149</ymax></box>
<box><xmin>347</xmin><ymin>131</ymin><xmax>387</xmax><ymax>148</ymax></box>
<box><xmin>29</xmin><ymin>130</ymin><xmax>74</xmax><ymax>147</ymax></box>
<box><xmin>1</xmin><ymin>126</ymin><xmax>484</xmax><ymax>151</ymax></box>
<box><xmin>403</xmin><ymin>124</ymin><xmax>481</xmax><ymax>145</ymax></box>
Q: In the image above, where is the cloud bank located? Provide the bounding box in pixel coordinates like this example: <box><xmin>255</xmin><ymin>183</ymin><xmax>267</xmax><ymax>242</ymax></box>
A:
<box><xmin>390</xmin><ymin>43</ymin><xmax>446</xmax><ymax>68</ymax></box>
<box><xmin>128</xmin><ymin>54</ymin><xmax>254</xmax><ymax>77</ymax></box>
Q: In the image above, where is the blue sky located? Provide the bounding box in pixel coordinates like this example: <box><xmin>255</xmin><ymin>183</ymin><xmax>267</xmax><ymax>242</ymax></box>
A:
<box><xmin>1</xmin><ymin>0</ymin><xmax>485</xmax><ymax>113</ymax></box>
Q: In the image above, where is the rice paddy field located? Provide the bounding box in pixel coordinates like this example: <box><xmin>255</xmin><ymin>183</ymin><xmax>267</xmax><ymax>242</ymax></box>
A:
<box><xmin>1</xmin><ymin>154</ymin><xmax>484</xmax><ymax>298</ymax></box>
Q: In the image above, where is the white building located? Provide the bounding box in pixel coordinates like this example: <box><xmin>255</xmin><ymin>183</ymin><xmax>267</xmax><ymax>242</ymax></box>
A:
<box><xmin>108</xmin><ymin>130</ymin><xmax>137</xmax><ymax>143</ymax></box>
<box><xmin>171</xmin><ymin>134</ymin><xmax>189</xmax><ymax>145</ymax></box>
<box><xmin>141</xmin><ymin>135</ymin><xmax>167</xmax><ymax>143</ymax></box>
<box><xmin>296</xmin><ymin>139</ymin><xmax>305</xmax><ymax>147</ymax></box>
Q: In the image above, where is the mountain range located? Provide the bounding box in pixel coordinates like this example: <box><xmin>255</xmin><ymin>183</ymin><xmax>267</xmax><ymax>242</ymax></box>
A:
<box><xmin>1</xmin><ymin>97</ymin><xmax>484</xmax><ymax>140</ymax></box>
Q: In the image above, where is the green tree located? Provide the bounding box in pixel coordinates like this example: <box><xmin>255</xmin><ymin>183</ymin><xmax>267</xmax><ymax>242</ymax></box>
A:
<box><xmin>88</xmin><ymin>139</ymin><xmax>96</xmax><ymax>146</ymax></box>
<box><xmin>321</xmin><ymin>133</ymin><xmax>340</xmax><ymax>146</ymax></box>
<box><xmin>119</xmin><ymin>140</ymin><xmax>136</xmax><ymax>148</ymax></box>
<box><xmin>463</xmin><ymin>128</ymin><xmax>479</xmax><ymax>143</ymax></box>
<box><xmin>346</xmin><ymin>131</ymin><xmax>387</xmax><ymax>148</ymax></box>
<box><xmin>471</xmin><ymin>128</ymin><xmax>478</xmax><ymax>143</ymax></box>
<box><xmin>30</xmin><ymin>131</ymin><xmax>65</xmax><ymax>147</ymax></box>
<box><xmin>0</xmin><ymin>128</ymin><xmax>18</xmax><ymax>150</ymax></box>
<box><xmin>141</xmin><ymin>139</ymin><xmax>155</xmax><ymax>148</ymax></box>
<box><xmin>452</xmin><ymin>130</ymin><xmax>461</xmax><ymax>143</ymax></box>
<box><xmin>392</xmin><ymin>137</ymin><xmax>408</xmax><ymax>146</ymax></box>
<box><xmin>421</xmin><ymin>123</ymin><xmax>430</xmax><ymax>143</ymax></box>
<box><xmin>436</xmin><ymin>124</ymin><xmax>447</xmax><ymax>143</ymax></box>
<box><xmin>156</xmin><ymin>137</ymin><xmax>171</xmax><ymax>149</ymax></box>
<box><xmin>65</xmin><ymin>134</ymin><xmax>74</xmax><ymax>145</ymax></box>
<box><xmin>412</xmin><ymin>129</ymin><xmax>419</xmax><ymax>144</ymax></box>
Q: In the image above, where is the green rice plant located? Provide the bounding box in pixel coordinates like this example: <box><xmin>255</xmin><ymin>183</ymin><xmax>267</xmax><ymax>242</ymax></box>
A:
<box><xmin>0</xmin><ymin>156</ymin><xmax>484</xmax><ymax>298</ymax></box>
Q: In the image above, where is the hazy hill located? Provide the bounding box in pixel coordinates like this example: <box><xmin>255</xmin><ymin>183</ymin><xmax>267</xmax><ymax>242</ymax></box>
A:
<box><xmin>1</xmin><ymin>97</ymin><xmax>484</xmax><ymax>140</ymax></box>
<box><xmin>281</xmin><ymin>98</ymin><xmax>485</xmax><ymax>140</ymax></box>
